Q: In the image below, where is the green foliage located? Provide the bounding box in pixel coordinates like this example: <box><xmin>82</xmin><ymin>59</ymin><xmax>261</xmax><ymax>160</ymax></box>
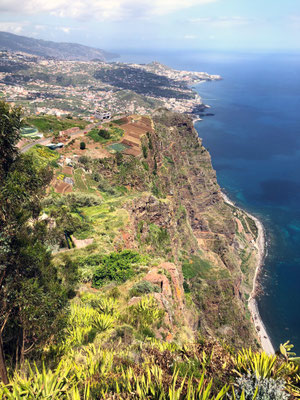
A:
<box><xmin>97</xmin><ymin>177</ymin><xmax>119</xmax><ymax>195</ymax></box>
<box><xmin>147</xmin><ymin>131</ymin><xmax>153</xmax><ymax>150</ymax></box>
<box><xmin>59</xmin><ymin>255</ymin><xmax>80</xmax><ymax>298</ymax></box>
<box><xmin>88</xmin><ymin>125</ymin><xmax>123</xmax><ymax>143</ymax></box>
<box><xmin>0</xmin><ymin>101</ymin><xmax>22</xmax><ymax>179</ymax></box>
<box><xmin>0</xmin><ymin>361</ymin><xmax>75</xmax><ymax>399</ymax></box>
<box><xmin>92</xmin><ymin>313</ymin><xmax>115</xmax><ymax>332</ymax></box>
<box><xmin>112</xmin><ymin>118</ymin><xmax>127</xmax><ymax>125</ymax></box>
<box><xmin>92</xmin><ymin>250</ymin><xmax>146</xmax><ymax>287</ymax></box>
<box><xmin>115</xmin><ymin>151</ymin><xmax>123</xmax><ymax>166</ymax></box>
<box><xmin>43</xmin><ymin>192</ymin><xmax>102</xmax><ymax>210</ymax></box>
<box><xmin>129</xmin><ymin>280</ymin><xmax>160</xmax><ymax>297</ymax></box>
<box><xmin>183</xmin><ymin>280</ymin><xmax>191</xmax><ymax>293</ymax></box>
<box><xmin>26</xmin><ymin>144</ymin><xmax>60</xmax><ymax>168</ymax></box>
<box><xmin>125</xmin><ymin>296</ymin><xmax>164</xmax><ymax>330</ymax></box>
<box><xmin>80</xmin><ymin>141</ymin><xmax>86</xmax><ymax>150</ymax></box>
<box><xmin>90</xmin><ymin>297</ymin><xmax>117</xmax><ymax>315</ymax></box>
<box><xmin>78</xmin><ymin>155</ymin><xmax>90</xmax><ymax>166</ymax></box>
<box><xmin>1</xmin><ymin>337</ymin><xmax>299</xmax><ymax>399</ymax></box>
<box><xmin>142</xmin><ymin>161</ymin><xmax>149</xmax><ymax>170</ymax></box>
<box><xmin>142</xmin><ymin>144</ymin><xmax>148</xmax><ymax>158</ymax></box>
<box><xmin>233</xmin><ymin>347</ymin><xmax>300</xmax><ymax>397</ymax></box>
<box><xmin>245</xmin><ymin>216</ymin><xmax>258</xmax><ymax>240</ymax></box>
<box><xmin>25</xmin><ymin>115</ymin><xmax>88</xmax><ymax>135</ymax></box>
<box><xmin>99</xmin><ymin>128</ymin><xmax>110</xmax><ymax>139</ymax></box>
<box><xmin>182</xmin><ymin>255</ymin><xmax>212</xmax><ymax>280</ymax></box>
<box><xmin>233</xmin><ymin>348</ymin><xmax>285</xmax><ymax>379</ymax></box>
<box><xmin>0</xmin><ymin>102</ymin><xmax>69</xmax><ymax>381</ymax></box>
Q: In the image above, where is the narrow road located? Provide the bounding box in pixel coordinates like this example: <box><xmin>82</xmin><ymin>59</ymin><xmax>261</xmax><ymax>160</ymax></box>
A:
<box><xmin>19</xmin><ymin>123</ymin><xmax>100</xmax><ymax>154</ymax></box>
<box><xmin>20</xmin><ymin>137</ymin><xmax>51</xmax><ymax>153</ymax></box>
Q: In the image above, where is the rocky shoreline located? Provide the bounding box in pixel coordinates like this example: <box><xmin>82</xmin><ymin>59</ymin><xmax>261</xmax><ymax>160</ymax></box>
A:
<box><xmin>221</xmin><ymin>192</ymin><xmax>275</xmax><ymax>354</ymax></box>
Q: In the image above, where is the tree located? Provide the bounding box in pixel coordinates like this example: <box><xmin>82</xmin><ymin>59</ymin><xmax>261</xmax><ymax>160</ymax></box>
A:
<box><xmin>80</xmin><ymin>141</ymin><xmax>86</xmax><ymax>150</ymax></box>
<box><xmin>0</xmin><ymin>102</ymin><xmax>71</xmax><ymax>382</ymax></box>
<box><xmin>98</xmin><ymin>129</ymin><xmax>110</xmax><ymax>139</ymax></box>
<box><xmin>115</xmin><ymin>151</ymin><xmax>123</xmax><ymax>166</ymax></box>
<box><xmin>0</xmin><ymin>101</ymin><xmax>22</xmax><ymax>181</ymax></box>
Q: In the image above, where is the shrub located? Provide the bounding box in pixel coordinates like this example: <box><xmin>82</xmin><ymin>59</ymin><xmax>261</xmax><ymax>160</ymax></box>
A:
<box><xmin>234</xmin><ymin>374</ymin><xmax>289</xmax><ymax>400</ymax></box>
<box><xmin>142</xmin><ymin>144</ymin><xmax>148</xmax><ymax>158</ymax></box>
<box><xmin>97</xmin><ymin>177</ymin><xmax>118</xmax><ymax>195</ymax></box>
<box><xmin>43</xmin><ymin>192</ymin><xmax>101</xmax><ymax>209</ymax></box>
<box><xmin>92</xmin><ymin>250</ymin><xmax>145</xmax><ymax>288</ymax></box>
<box><xmin>92</xmin><ymin>172</ymin><xmax>101</xmax><ymax>182</ymax></box>
<box><xmin>98</xmin><ymin>129</ymin><xmax>110</xmax><ymax>139</ymax></box>
<box><xmin>142</xmin><ymin>161</ymin><xmax>149</xmax><ymax>171</ymax></box>
<box><xmin>115</xmin><ymin>151</ymin><xmax>123</xmax><ymax>166</ymax></box>
<box><xmin>108</xmin><ymin>287</ymin><xmax>121</xmax><ymax>299</ymax></box>
<box><xmin>80</xmin><ymin>141</ymin><xmax>86</xmax><ymax>150</ymax></box>
<box><xmin>129</xmin><ymin>280</ymin><xmax>160</xmax><ymax>297</ymax></box>
<box><xmin>78</xmin><ymin>155</ymin><xmax>89</xmax><ymax>165</ymax></box>
<box><xmin>125</xmin><ymin>296</ymin><xmax>164</xmax><ymax>330</ymax></box>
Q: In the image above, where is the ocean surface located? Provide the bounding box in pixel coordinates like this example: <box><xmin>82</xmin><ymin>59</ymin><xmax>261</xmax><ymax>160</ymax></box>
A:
<box><xmin>117</xmin><ymin>50</ymin><xmax>300</xmax><ymax>352</ymax></box>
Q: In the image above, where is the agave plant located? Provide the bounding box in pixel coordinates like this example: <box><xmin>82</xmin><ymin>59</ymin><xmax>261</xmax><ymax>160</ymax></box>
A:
<box><xmin>91</xmin><ymin>297</ymin><xmax>117</xmax><ymax>316</ymax></box>
<box><xmin>127</xmin><ymin>295</ymin><xmax>165</xmax><ymax>329</ymax></box>
<box><xmin>92</xmin><ymin>313</ymin><xmax>115</xmax><ymax>332</ymax></box>
<box><xmin>0</xmin><ymin>361</ymin><xmax>75</xmax><ymax>399</ymax></box>
<box><xmin>233</xmin><ymin>348</ymin><xmax>285</xmax><ymax>379</ymax></box>
<box><xmin>233</xmin><ymin>346</ymin><xmax>300</xmax><ymax>398</ymax></box>
<box><xmin>67</xmin><ymin>383</ymin><xmax>91</xmax><ymax>400</ymax></box>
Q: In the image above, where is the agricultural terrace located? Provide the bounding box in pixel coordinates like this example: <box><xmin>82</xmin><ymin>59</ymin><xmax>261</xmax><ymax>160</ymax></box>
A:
<box><xmin>25</xmin><ymin>115</ymin><xmax>89</xmax><ymax>137</ymax></box>
<box><xmin>115</xmin><ymin>115</ymin><xmax>154</xmax><ymax>156</ymax></box>
<box><xmin>56</xmin><ymin>115</ymin><xmax>153</xmax><ymax>160</ymax></box>
<box><xmin>20</xmin><ymin>126</ymin><xmax>42</xmax><ymax>139</ymax></box>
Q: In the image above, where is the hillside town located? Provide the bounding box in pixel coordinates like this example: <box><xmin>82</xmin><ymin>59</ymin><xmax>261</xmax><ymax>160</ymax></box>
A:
<box><xmin>0</xmin><ymin>50</ymin><xmax>220</xmax><ymax>119</ymax></box>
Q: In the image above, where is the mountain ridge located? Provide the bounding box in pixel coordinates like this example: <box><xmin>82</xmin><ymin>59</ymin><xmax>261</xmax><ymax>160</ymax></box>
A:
<box><xmin>0</xmin><ymin>31</ymin><xmax>118</xmax><ymax>61</ymax></box>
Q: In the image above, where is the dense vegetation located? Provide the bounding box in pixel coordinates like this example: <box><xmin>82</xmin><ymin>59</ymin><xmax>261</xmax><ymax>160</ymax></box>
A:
<box><xmin>0</xmin><ymin>101</ymin><xmax>77</xmax><ymax>384</ymax></box>
<box><xmin>87</xmin><ymin>124</ymin><xmax>123</xmax><ymax>144</ymax></box>
<box><xmin>0</xmin><ymin>102</ymin><xmax>299</xmax><ymax>399</ymax></box>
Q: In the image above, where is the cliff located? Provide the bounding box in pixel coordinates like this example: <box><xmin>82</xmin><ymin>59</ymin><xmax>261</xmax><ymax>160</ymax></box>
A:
<box><xmin>46</xmin><ymin>109</ymin><xmax>260</xmax><ymax>349</ymax></box>
<box><xmin>3</xmin><ymin>108</ymin><xmax>299</xmax><ymax>399</ymax></box>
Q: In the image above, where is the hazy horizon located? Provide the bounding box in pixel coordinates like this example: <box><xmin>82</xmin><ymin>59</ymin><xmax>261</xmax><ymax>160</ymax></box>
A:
<box><xmin>0</xmin><ymin>0</ymin><xmax>299</xmax><ymax>53</ymax></box>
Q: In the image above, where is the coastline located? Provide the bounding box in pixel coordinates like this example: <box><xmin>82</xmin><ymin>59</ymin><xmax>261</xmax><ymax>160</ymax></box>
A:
<box><xmin>221</xmin><ymin>191</ymin><xmax>275</xmax><ymax>355</ymax></box>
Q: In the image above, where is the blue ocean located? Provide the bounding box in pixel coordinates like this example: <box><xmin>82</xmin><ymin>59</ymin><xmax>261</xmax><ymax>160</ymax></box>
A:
<box><xmin>118</xmin><ymin>50</ymin><xmax>300</xmax><ymax>352</ymax></box>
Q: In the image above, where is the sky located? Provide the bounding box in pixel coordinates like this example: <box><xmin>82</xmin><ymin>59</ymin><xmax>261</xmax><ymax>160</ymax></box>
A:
<box><xmin>0</xmin><ymin>0</ymin><xmax>300</xmax><ymax>53</ymax></box>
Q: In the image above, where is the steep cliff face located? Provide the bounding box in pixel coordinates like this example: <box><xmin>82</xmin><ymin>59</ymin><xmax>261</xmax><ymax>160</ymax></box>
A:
<box><xmin>119</xmin><ymin>110</ymin><xmax>259</xmax><ymax>348</ymax></box>
<box><xmin>50</xmin><ymin>109</ymin><xmax>260</xmax><ymax>349</ymax></box>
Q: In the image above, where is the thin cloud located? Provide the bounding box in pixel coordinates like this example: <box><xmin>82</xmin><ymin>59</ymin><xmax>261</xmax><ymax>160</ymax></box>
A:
<box><xmin>184</xmin><ymin>34</ymin><xmax>197</xmax><ymax>40</ymax></box>
<box><xmin>190</xmin><ymin>16</ymin><xmax>253</xmax><ymax>28</ymax></box>
<box><xmin>0</xmin><ymin>0</ymin><xmax>218</xmax><ymax>21</ymax></box>
<box><xmin>57</xmin><ymin>26</ymin><xmax>71</xmax><ymax>34</ymax></box>
<box><xmin>0</xmin><ymin>21</ymin><xmax>28</xmax><ymax>34</ymax></box>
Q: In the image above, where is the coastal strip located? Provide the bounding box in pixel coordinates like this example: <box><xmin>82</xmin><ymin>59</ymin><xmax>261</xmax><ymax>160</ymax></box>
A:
<box><xmin>221</xmin><ymin>192</ymin><xmax>275</xmax><ymax>355</ymax></box>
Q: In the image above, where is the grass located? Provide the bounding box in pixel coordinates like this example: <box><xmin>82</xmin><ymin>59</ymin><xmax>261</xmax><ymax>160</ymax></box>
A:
<box><xmin>106</xmin><ymin>142</ymin><xmax>129</xmax><ymax>153</ymax></box>
<box><xmin>182</xmin><ymin>255</ymin><xmax>213</xmax><ymax>280</ymax></box>
<box><xmin>240</xmin><ymin>249</ymin><xmax>252</xmax><ymax>274</ymax></box>
<box><xmin>74</xmin><ymin>168</ymin><xmax>88</xmax><ymax>191</ymax></box>
<box><xmin>112</xmin><ymin>118</ymin><xmax>127</xmax><ymax>125</ymax></box>
<box><xmin>88</xmin><ymin>125</ymin><xmax>124</xmax><ymax>144</ymax></box>
<box><xmin>25</xmin><ymin>115</ymin><xmax>88</xmax><ymax>136</ymax></box>
<box><xmin>26</xmin><ymin>144</ymin><xmax>60</xmax><ymax>168</ymax></box>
